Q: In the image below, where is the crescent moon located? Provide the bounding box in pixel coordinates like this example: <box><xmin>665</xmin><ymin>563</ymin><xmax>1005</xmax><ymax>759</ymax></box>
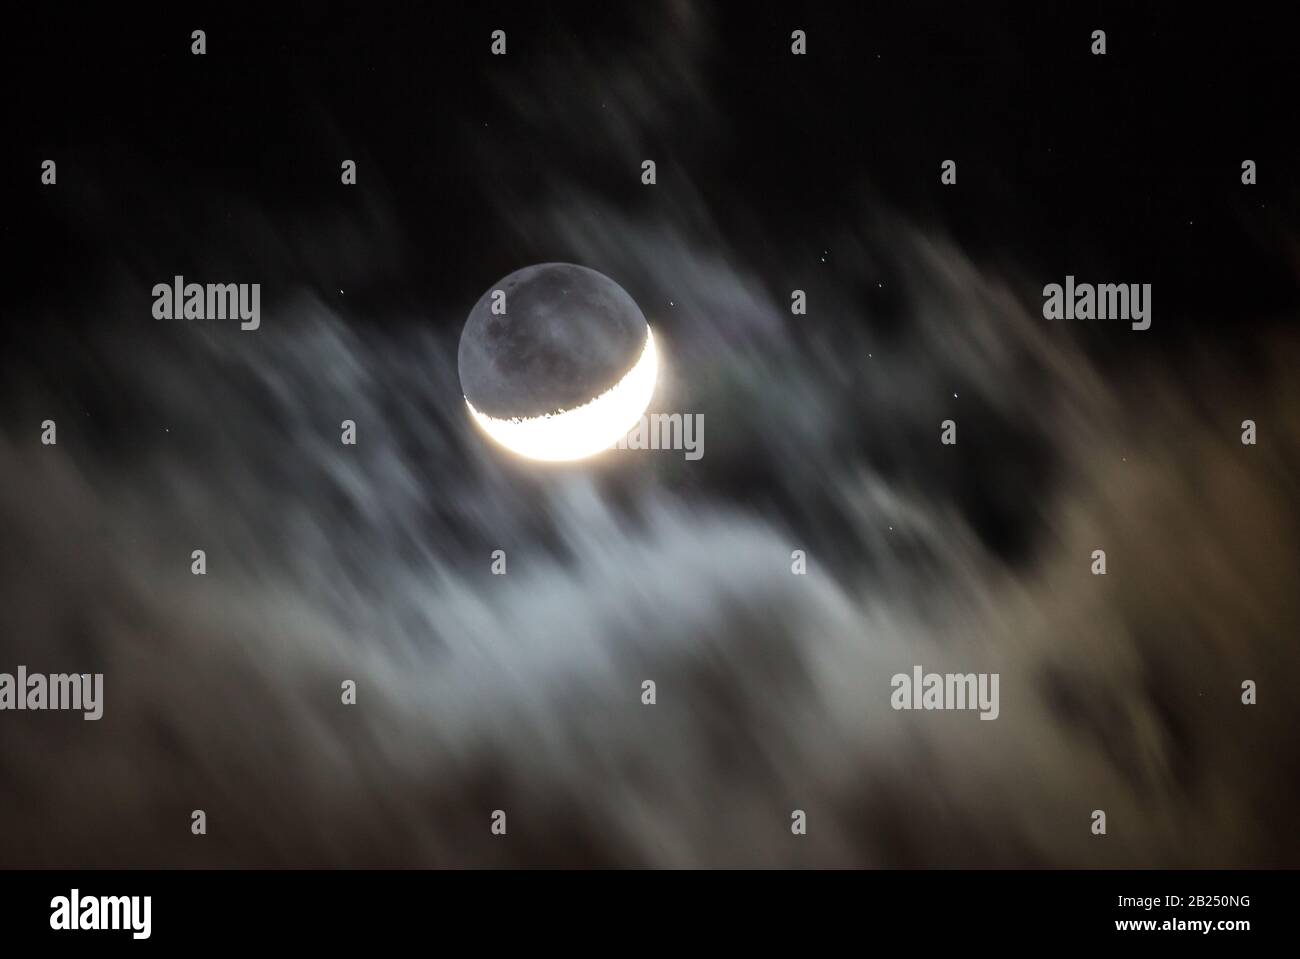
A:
<box><xmin>465</xmin><ymin>326</ymin><xmax>658</xmax><ymax>462</ymax></box>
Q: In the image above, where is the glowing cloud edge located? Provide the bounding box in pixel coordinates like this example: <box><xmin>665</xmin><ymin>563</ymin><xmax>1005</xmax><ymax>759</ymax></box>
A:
<box><xmin>465</xmin><ymin>326</ymin><xmax>659</xmax><ymax>462</ymax></box>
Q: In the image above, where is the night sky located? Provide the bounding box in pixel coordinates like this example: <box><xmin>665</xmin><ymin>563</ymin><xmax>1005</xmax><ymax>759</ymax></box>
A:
<box><xmin>2</xmin><ymin>3</ymin><xmax>1298</xmax><ymax>867</ymax></box>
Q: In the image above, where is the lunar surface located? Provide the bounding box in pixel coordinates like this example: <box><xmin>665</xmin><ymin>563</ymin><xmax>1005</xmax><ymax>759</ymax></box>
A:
<box><xmin>458</xmin><ymin>263</ymin><xmax>657</xmax><ymax>460</ymax></box>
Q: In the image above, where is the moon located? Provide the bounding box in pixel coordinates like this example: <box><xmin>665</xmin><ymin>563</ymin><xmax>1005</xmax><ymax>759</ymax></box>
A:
<box><xmin>458</xmin><ymin>263</ymin><xmax>658</xmax><ymax>461</ymax></box>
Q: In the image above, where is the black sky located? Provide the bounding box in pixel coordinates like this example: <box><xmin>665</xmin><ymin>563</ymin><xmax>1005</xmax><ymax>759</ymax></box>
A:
<box><xmin>7</xmin><ymin>3</ymin><xmax>1297</xmax><ymax>344</ymax></box>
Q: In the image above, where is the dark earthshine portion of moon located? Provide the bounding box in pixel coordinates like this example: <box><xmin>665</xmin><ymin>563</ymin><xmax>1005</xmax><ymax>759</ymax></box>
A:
<box><xmin>458</xmin><ymin>263</ymin><xmax>649</xmax><ymax>419</ymax></box>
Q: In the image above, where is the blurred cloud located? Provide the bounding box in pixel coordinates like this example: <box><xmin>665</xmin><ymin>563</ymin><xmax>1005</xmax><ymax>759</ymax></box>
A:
<box><xmin>2</xmin><ymin>193</ymin><xmax>1298</xmax><ymax>865</ymax></box>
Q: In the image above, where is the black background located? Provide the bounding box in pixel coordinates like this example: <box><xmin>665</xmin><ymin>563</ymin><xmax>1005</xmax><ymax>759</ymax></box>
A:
<box><xmin>3</xmin><ymin>868</ymin><xmax>1288</xmax><ymax>945</ymax></box>
<box><xmin>6</xmin><ymin>2</ymin><xmax>1297</xmax><ymax>358</ymax></box>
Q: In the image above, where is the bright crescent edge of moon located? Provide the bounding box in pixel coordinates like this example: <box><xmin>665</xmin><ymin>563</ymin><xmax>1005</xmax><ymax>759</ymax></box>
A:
<box><xmin>465</xmin><ymin>326</ymin><xmax>659</xmax><ymax>462</ymax></box>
